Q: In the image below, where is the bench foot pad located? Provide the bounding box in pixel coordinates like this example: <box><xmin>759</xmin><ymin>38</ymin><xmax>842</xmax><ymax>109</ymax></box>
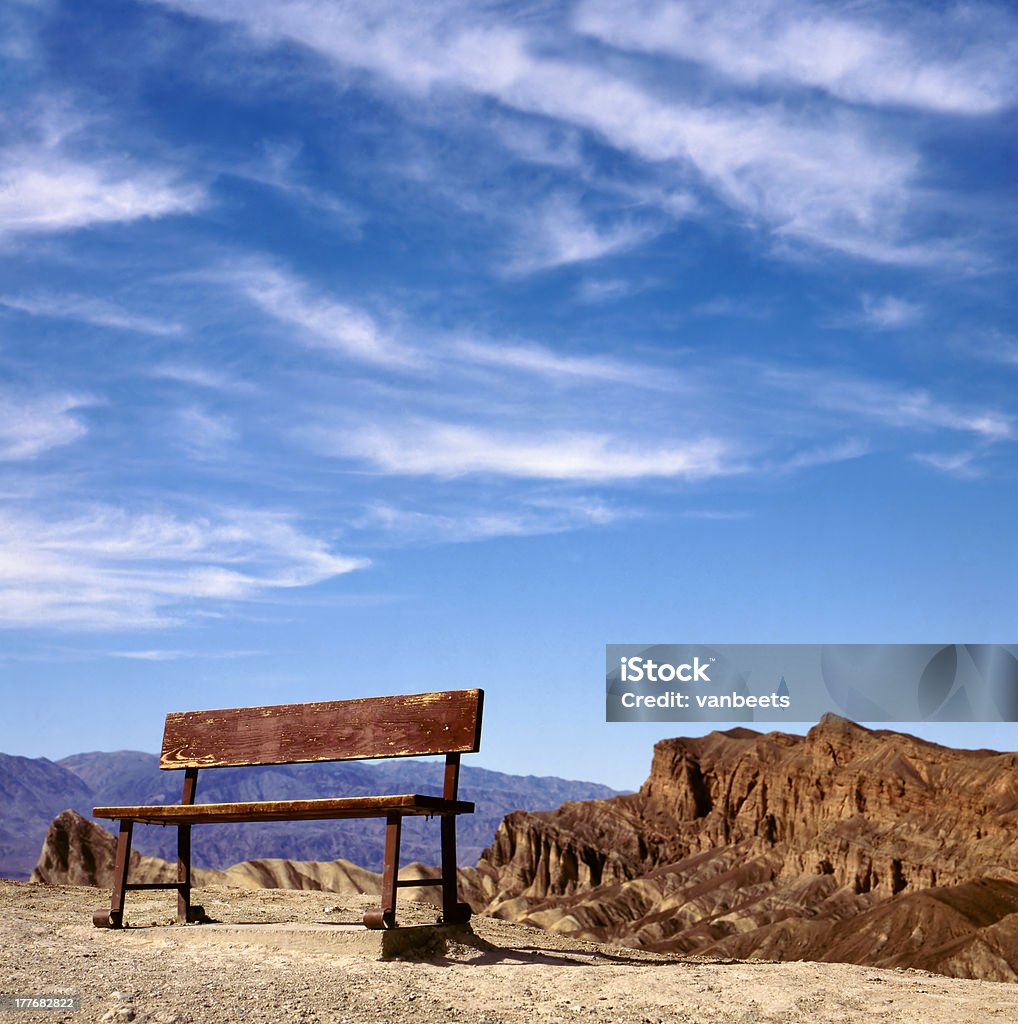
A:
<box><xmin>440</xmin><ymin>902</ymin><xmax>472</xmax><ymax>926</ymax></box>
<box><xmin>183</xmin><ymin>904</ymin><xmax>207</xmax><ymax>924</ymax></box>
<box><xmin>363</xmin><ymin>909</ymin><xmax>397</xmax><ymax>930</ymax></box>
<box><xmin>93</xmin><ymin>909</ymin><xmax>122</xmax><ymax>929</ymax></box>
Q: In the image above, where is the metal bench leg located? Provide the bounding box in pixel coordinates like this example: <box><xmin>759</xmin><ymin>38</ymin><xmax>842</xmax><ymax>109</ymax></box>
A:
<box><xmin>364</xmin><ymin>812</ymin><xmax>401</xmax><ymax>929</ymax></box>
<box><xmin>440</xmin><ymin>814</ymin><xmax>471</xmax><ymax>925</ymax></box>
<box><xmin>176</xmin><ymin>824</ymin><xmax>204</xmax><ymax>923</ymax></box>
<box><xmin>93</xmin><ymin>820</ymin><xmax>133</xmax><ymax>928</ymax></box>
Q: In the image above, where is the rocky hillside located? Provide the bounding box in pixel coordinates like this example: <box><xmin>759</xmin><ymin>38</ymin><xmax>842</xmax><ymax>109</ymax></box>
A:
<box><xmin>1</xmin><ymin>749</ymin><xmax>620</xmax><ymax>879</ymax></box>
<box><xmin>470</xmin><ymin>715</ymin><xmax>1018</xmax><ymax>981</ymax></box>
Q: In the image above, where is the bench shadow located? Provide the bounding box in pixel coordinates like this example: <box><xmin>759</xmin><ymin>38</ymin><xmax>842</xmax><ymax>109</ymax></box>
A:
<box><xmin>425</xmin><ymin>933</ymin><xmax>685</xmax><ymax>968</ymax></box>
<box><xmin>114</xmin><ymin>918</ymin><xmax>712</xmax><ymax>970</ymax></box>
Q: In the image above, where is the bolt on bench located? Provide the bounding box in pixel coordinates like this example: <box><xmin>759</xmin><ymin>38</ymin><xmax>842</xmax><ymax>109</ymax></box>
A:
<box><xmin>92</xmin><ymin>688</ymin><xmax>483</xmax><ymax>930</ymax></box>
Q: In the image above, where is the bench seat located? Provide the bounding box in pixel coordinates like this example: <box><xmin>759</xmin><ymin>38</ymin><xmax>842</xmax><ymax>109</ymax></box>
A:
<box><xmin>94</xmin><ymin>794</ymin><xmax>474</xmax><ymax>825</ymax></box>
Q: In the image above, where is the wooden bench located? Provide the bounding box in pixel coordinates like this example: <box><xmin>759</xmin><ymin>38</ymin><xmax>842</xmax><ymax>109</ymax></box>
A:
<box><xmin>92</xmin><ymin>688</ymin><xmax>483</xmax><ymax>930</ymax></box>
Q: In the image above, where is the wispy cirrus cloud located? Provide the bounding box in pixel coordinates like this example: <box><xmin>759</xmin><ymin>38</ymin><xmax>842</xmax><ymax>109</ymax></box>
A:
<box><xmin>913</xmin><ymin>449</ymin><xmax>982</xmax><ymax>478</ymax></box>
<box><xmin>452</xmin><ymin>337</ymin><xmax>670</xmax><ymax>388</ymax></box>
<box><xmin>0</xmin><ymin>147</ymin><xmax>204</xmax><ymax>237</ymax></box>
<box><xmin>505</xmin><ymin>195</ymin><xmax>661</xmax><ymax>274</ymax></box>
<box><xmin>954</xmin><ymin>331</ymin><xmax>1018</xmax><ymax>369</ymax></box>
<box><xmin>773</xmin><ymin>438</ymin><xmax>870</xmax><ymax>474</ymax></box>
<box><xmin>150</xmin><ymin>363</ymin><xmax>253</xmax><ymax>393</ymax></box>
<box><xmin>224</xmin><ymin>264</ymin><xmax>420</xmax><ymax>367</ymax></box>
<box><xmin>769</xmin><ymin>369</ymin><xmax>1014</xmax><ymax>441</ymax></box>
<box><xmin>106</xmin><ymin>648</ymin><xmax>261</xmax><ymax>661</ymax></box>
<box><xmin>173</xmin><ymin>406</ymin><xmax>238</xmax><ymax>460</ymax></box>
<box><xmin>0</xmin><ymin>92</ymin><xmax>205</xmax><ymax>238</ymax></box>
<box><xmin>574</xmin><ymin>276</ymin><xmax>651</xmax><ymax>304</ymax></box>
<box><xmin>680</xmin><ymin>509</ymin><xmax>751</xmax><ymax>521</ymax></box>
<box><xmin>362</xmin><ymin>495</ymin><xmax>623</xmax><ymax>543</ymax></box>
<box><xmin>827</xmin><ymin>294</ymin><xmax>924</xmax><ymax>331</ymax></box>
<box><xmin>857</xmin><ymin>295</ymin><xmax>924</xmax><ymax>330</ymax></box>
<box><xmin>144</xmin><ymin>0</ymin><xmax>955</xmax><ymax>265</ymax></box>
<box><xmin>0</xmin><ymin>505</ymin><xmax>366</xmax><ymax>629</ymax></box>
<box><xmin>0</xmin><ymin>392</ymin><xmax>92</xmax><ymax>460</ymax></box>
<box><xmin>575</xmin><ymin>0</ymin><xmax>1018</xmax><ymax>115</ymax></box>
<box><xmin>216</xmin><ymin>139</ymin><xmax>364</xmax><ymax>233</ymax></box>
<box><xmin>0</xmin><ymin>292</ymin><xmax>183</xmax><ymax>336</ymax></box>
<box><xmin>320</xmin><ymin>419</ymin><xmax>733</xmax><ymax>481</ymax></box>
<box><xmin>212</xmin><ymin>260</ymin><xmax>675</xmax><ymax>387</ymax></box>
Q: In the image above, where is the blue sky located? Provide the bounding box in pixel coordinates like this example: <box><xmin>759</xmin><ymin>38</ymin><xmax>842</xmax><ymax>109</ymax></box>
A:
<box><xmin>0</xmin><ymin>0</ymin><xmax>1016</xmax><ymax>789</ymax></box>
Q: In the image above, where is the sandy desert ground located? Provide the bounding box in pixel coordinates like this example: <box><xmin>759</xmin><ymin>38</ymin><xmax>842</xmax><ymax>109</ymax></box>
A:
<box><xmin>0</xmin><ymin>880</ymin><xmax>1015</xmax><ymax>1024</ymax></box>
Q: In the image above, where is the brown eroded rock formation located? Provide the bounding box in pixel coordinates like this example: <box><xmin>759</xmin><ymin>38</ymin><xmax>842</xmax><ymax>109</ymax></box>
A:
<box><xmin>470</xmin><ymin>715</ymin><xmax>1018</xmax><ymax>981</ymax></box>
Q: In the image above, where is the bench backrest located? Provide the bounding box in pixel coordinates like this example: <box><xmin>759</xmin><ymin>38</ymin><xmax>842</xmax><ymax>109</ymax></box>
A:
<box><xmin>159</xmin><ymin>688</ymin><xmax>483</xmax><ymax>770</ymax></box>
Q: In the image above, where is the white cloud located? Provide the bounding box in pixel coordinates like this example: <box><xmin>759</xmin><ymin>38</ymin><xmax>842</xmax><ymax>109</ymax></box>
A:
<box><xmin>506</xmin><ymin>195</ymin><xmax>660</xmax><ymax>274</ymax></box>
<box><xmin>831</xmin><ymin>292</ymin><xmax>921</xmax><ymax>327</ymax></box>
<box><xmin>217</xmin><ymin>262</ymin><xmax>677</xmax><ymax>386</ymax></box>
<box><xmin>151</xmin><ymin>363</ymin><xmax>252</xmax><ymax>392</ymax></box>
<box><xmin>146</xmin><ymin>0</ymin><xmax>941</xmax><ymax>263</ymax></box>
<box><xmin>0</xmin><ymin>505</ymin><xmax>367</xmax><ymax>629</ymax></box>
<box><xmin>575</xmin><ymin>0</ymin><xmax>1018</xmax><ymax>115</ymax></box>
<box><xmin>689</xmin><ymin>296</ymin><xmax>771</xmax><ymax>320</ymax></box>
<box><xmin>776</xmin><ymin>438</ymin><xmax>870</xmax><ymax>473</ymax></box>
<box><xmin>225</xmin><ymin>264</ymin><xmax>420</xmax><ymax>367</ymax></box>
<box><xmin>363</xmin><ymin>496</ymin><xmax>624</xmax><ymax>543</ymax></box>
<box><xmin>107</xmin><ymin>648</ymin><xmax>260</xmax><ymax>661</ymax></box>
<box><xmin>0</xmin><ymin>292</ymin><xmax>183</xmax><ymax>335</ymax></box>
<box><xmin>955</xmin><ymin>331</ymin><xmax>1018</xmax><ymax>368</ymax></box>
<box><xmin>913</xmin><ymin>450</ymin><xmax>982</xmax><ymax>477</ymax></box>
<box><xmin>769</xmin><ymin>370</ymin><xmax>1014</xmax><ymax>441</ymax></box>
<box><xmin>574</xmin><ymin>277</ymin><xmax>646</xmax><ymax>304</ymax></box>
<box><xmin>490</xmin><ymin>115</ymin><xmax>584</xmax><ymax>169</ymax></box>
<box><xmin>174</xmin><ymin>406</ymin><xmax>238</xmax><ymax>458</ymax></box>
<box><xmin>0</xmin><ymin>147</ymin><xmax>204</xmax><ymax>237</ymax></box>
<box><xmin>0</xmin><ymin>392</ymin><xmax>91</xmax><ymax>460</ymax></box>
<box><xmin>680</xmin><ymin>509</ymin><xmax>751</xmax><ymax>521</ymax></box>
<box><xmin>218</xmin><ymin>139</ymin><xmax>365</xmax><ymax>231</ymax></box>
<box><xmin>324</xmin><ymin>419</ymin><xmax>733</xmax><ymax>481</ymax></box>
<box><xmin>453</xmin><ymin>337</ymin><xmax>669</xmax><ymax>388</ymax></box>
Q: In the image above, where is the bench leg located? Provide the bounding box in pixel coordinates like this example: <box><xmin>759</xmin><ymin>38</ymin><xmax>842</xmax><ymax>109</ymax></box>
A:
<box><xmin>176</xmin><ymin>824</ymin><xmax>205</xmax><ymax>923</ymax></box>
<box><xmin>93</xmin><ymin>820</ymin><xmax>133</xmax><ymax>928</ymax></box>
<box><xmin>364</xmin><ymin>813</ymin><xmax>401</xmax><ymax>929</ymax></box>
<box><xmin>440</xmin><ymin>814</ymin><xmax>471</xmax><ymax>926</ymax></box>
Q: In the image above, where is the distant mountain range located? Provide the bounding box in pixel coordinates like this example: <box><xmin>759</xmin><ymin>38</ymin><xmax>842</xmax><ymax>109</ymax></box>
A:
<box><xmin>0</xmin><ymin>750</ymin><xmax>622</xmax><ymax>880</ymax></box>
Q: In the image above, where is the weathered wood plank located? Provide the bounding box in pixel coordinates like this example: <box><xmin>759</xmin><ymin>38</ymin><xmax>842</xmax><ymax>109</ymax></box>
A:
<box><xmin>159</xmin><ymin>688</ymin><xmax>483</xmax><ymax>769</ymax></box>
<box><xmin>93</xmin><ymin>794</ymin><xmax>475</xmax><ymax>825</ymax></box>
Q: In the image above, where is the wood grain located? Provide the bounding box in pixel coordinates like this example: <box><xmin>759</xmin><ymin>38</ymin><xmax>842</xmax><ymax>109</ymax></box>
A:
<box><xmin>159</xmin><ymin>688</ymin><xmax>483</xmax><ymax>769</ymax></box>
<box><xmin>93</xmin><ymin>794</ymin><xmax>475</xmax><ymax>825</ymax></box>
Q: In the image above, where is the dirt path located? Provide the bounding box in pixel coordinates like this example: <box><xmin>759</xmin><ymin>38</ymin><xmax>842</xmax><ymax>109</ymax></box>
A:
<box><xmin>1</xmin><ymin>881</ymin><xmax>1014</xmax><ymax>1024</ymax></box>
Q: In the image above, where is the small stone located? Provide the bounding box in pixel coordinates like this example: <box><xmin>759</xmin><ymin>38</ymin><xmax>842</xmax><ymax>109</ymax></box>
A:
<box><xmin>101</xmin><ymin>1009</ymin><xmax>136</xmax><ymax>1024</ymax></box>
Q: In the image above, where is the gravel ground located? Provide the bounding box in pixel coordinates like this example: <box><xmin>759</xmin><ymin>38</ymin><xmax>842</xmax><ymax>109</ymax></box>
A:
<box><xmin>1</xmin><ymin>880</ymin><xmax>1015</xmax><ymax>1024</ymax></box>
